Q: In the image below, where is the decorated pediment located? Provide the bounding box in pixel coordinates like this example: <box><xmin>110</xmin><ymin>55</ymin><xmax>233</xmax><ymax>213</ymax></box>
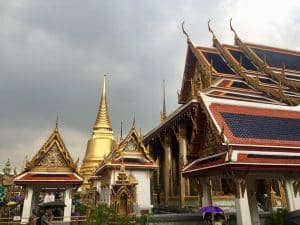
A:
<box><xmin>26</xmin><ymin>126</ymin><xmax>77</xmax><ymax>172</ymax></box>
<box><xmin>119</xmin><ymin>126</ymin><xmax>146</xmax><ymax>155</ymax></box>
<box><xmin>36</xmin><ymin>142</ymin><xmax>68</xmax><ymax>168</ymax></box>
<box><xmin>123</xmin><ymin>137</ymin><xmax>140</xmax><ymax>153</ymax></box>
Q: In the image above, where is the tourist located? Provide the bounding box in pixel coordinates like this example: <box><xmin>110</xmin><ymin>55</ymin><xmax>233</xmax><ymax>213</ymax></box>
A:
<box><xmin>32</xmin><ymin>206</ymin><xmax>41</xmax><ymax>217</ymax></box>
<box><xmin>203</xmin><ymin>212</ymin><xmax>213</xmax><ymax>225</ymax></box>
<box><xmin>27</xmin><ymin>215</ymin><xmax>38</xmax><ymax>225</ymax></box>
<box><xmin>41</xmin><ymin>207</ymin><xmax>52</xmax><ymax>225</ymax></box>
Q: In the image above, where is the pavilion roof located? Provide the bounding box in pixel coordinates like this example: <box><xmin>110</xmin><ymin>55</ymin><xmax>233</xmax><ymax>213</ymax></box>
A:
<box><xmin>94</xmin><ymin>123</ymin><xmax>157</xmax><ymax>176</ymax></box>
<box><xmin>14</xmin><ymin>172</ymin><xmax>83</xmax><ymax>185</ymax></box>
<box><xmin>14</xmin><ymin>124</ymin><xmax>82</xmax><ymax>186</ymax></box>
<box><xmin>182</xmin><ymin>149</ymin><xmax>300</xmax><ymax>176</ymax></box>
<box><xmin>208</xmin><ymin>101</ymin><xmax>300</xmax><ymax>147</ymax></box>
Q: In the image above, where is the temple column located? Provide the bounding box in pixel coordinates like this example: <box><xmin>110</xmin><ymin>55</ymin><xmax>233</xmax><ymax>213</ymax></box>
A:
<box><xmin>200</xmin><ymin>178</ymin><xmax>212</xmax><ymax>207</ymax></box>
<box><xmin>247</xmin><ymin>178</ymin><xmax>261</xmax><ymax>225</ymax></box>
<box><xmin>63</xmin><ymin>188</ymin><xmax>72</xmax><ymax>222</ymax></box>
<box><xmin>162</xmin><ymin>135</ymin><xmax>172</xmax><ymax>205</ymax></box>
<box><xmin>285</xmin><ymin>179</ymin><xmax>300</xmax><ymax>211</ymax></box>
<box><xmin>177</xmin><ymin>124</ymin><xmax>188</xmax><ymax>208</ymax></box>
<box><xmin>21</xmin><ymin>186</ymin><xmax>33</xmax><ymax>224</ymax></box>
<box><xmin>235</xmin><ymin>179</ymin><xmax>252</xmax><ymax>225</ymax></box>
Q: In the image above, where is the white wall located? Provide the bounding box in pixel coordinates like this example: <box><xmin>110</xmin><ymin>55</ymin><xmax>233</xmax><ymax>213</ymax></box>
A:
<box><xmin>105</xmin><ymin>168</ymin><xmax>152</xmax><ymax>212</ymax></box>
<box><xmin>131</xmin><ymin>170</ymin><xmax>152</xmax><ymax>211</ymax></box>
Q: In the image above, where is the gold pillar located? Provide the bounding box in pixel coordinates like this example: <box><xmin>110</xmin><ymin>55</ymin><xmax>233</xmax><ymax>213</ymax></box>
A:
<box><xmin>162</xmin><ymin>135</ymin><xmax>172</xmax><ymax>205</ymax></box>
<box><xmin>178</xmin><ymin>124</ymin><xmax>188</xmax><ymax>208</ymax></box>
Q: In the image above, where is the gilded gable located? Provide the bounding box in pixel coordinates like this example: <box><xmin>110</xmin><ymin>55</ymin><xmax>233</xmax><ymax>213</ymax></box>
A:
<box><xmin>36</xmin><ymin>143</ymin><xmax>68</xmax><ymax>168</ymax></box>
<box><xmin>123</xmin><ymin>137</ymin><xmax>140</xmax><ymax>153</ymax></box>
<box><xmin>25</xmin><ymin>127</ymin><xmax>77</xmax><ymax>172</ymax></box>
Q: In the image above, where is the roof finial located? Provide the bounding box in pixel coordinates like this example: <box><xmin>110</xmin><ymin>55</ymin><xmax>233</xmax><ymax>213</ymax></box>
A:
<box><xmin>230</xmin><ymin>18</ymin><xmax>239</xmax><ymax>45</ymax></box>
<box><xmin>120</xmin><ymin>121</ymin><xmax>123</xmax><ymax>141</ymax></box>
<box><xmin>160</xmin><ymin>80</ymin><xmax>167</xmax><ymax>122</ymax></box>
<box><xmin>230</xmin><ymin>18</ymin><xmax>237</xmax><ymax>35</ymax></box>
<box><xmin>208</xmin><ymin>19</ymin><xmax>215</xmax><ymax>37</ymax></box>
<box><xmin>181</xmin><ymin>21</ymin><xmax>191</xmax><ymax>42</ymax></box>
<box><xmin>139</xmin><ymin>128</ymin><xmax>143</xmax><ymax>140</ymax></box>
<box><xmin>55</xmin><ymin>116</ymin><xmax>59</xmax><ymax>130</ymax></box>
<box><xmin>132</xmin><ymin>115</ymin><xmax>135</xmax><ymax>128</ymax></box>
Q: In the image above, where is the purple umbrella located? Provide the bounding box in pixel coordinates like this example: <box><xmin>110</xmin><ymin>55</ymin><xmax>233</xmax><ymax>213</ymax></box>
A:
<box><xmin>199</xmin><ymin>205</ymin><xmax>223</xmax><ymax>213</ymax></box>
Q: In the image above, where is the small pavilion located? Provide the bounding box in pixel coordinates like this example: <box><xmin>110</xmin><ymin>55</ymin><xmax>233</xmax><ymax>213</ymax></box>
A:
<box><xmin>14</xmin><ymin>124</ymin><xmax>83</xmax><ymax>224</ymax></box>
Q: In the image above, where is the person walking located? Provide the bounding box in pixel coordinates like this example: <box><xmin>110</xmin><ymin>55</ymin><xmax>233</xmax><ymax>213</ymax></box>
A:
<box><xmin>203</xmin><ymin>212</ymin><xmax>213</xmax><ymax>225</ymax></box>
<box><xmin>27</xmin><ymin>215</ymin><xmax>38</xmax><ymax>225</ymax></box>
<box><xmin>41</xmin><ymin>207</ymin><xmax>52</xmax><ymax>225</ymax></box>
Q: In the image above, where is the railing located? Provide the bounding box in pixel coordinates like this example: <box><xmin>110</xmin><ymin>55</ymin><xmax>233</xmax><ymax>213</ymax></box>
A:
<box><xmin>0</xmin><ymin>216</ymin><xmax>88</xmax><ymax>225</ymax></box>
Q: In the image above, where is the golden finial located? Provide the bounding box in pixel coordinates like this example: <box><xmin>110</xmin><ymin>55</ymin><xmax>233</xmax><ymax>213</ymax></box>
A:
<box><xmin>94</xmin><ymin>75</ymin><xmax>112</xmax><ymax>131</ymax></box>
<box><xmin>230</xmin><ymin>18</ymin><xmax>237</xmax><ymax>35</ymax></box>
<box><xmin>139</xmin><ymin>128</ymin><xmax>143</xmax><ymax>140</ymax></box>
<box><xmin>132</xmin><ymin>116</ymin><xmax>136</xmax><ymax>128</ymax></box>
<box><xmin>208</xmin><ymin>19</ymin><xmax>216</xmax><ymax>37</ymax></box>
<box><xmin>181</xmin><ymin>21</ymin><xmax>191</xmax><ymax>42</ymax></box>
<box><xmin>55</xmin><ymin>116</ymin><xmax>59</xmax><ymax>131</ymax></box>
<box><xmin>6</xmin><ymin>158</ymin><xmax>10</xmax><ymax>167</ymax></box>
<box><xmin>230</xmin><ymin>18</ymin><xmax>239</xmax><ymax>45</ymax></box>
<box><xmin>120</xmin><ymin>121</ymin><xmax>123</xmax><ymax>141</ymax></box>
<box><xmin>160</xmin><ymin>80</ymin><xmax>167</xmax><ymax>122</ymax></box>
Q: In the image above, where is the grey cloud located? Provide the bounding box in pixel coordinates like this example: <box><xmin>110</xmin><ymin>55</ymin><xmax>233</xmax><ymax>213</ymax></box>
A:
<box><xmin>1</xmin><ymin>0</ymin><xmax>300</xmax><ymax>170</ymax></box>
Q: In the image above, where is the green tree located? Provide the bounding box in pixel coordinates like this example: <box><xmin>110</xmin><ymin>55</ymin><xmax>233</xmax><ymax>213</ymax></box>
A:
<box><xmin>139</xmin><ymin>214</ymin><xmax>149</xmax><ymax>225</ymax></box>
<box><xmin>87</xmin><ymin>204</ymin><xmax>111</xmax><ymax>225</ymax></box>
<box><xmin>270</xmin><ymin>208</ymin><xmax>288</xmax><ymax>225</ymax></box>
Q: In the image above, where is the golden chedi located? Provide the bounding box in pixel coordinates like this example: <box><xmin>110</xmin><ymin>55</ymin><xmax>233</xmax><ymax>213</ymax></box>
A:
<box><xmin>80</xmin><ymin>76</ymin><xmax>115</xmax><ymax>191</ymax></box>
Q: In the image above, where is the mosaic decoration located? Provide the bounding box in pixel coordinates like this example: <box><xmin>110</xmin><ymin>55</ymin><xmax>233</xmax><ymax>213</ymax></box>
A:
<box><xmin>123</xmin><ymin>137</ymin><xmax>139</xmax><ymax>153</ymax></box>
<box><xmin>37</xmin><ymin>143</ymin><xmax>68</xmax><ymax>167</ymax></box>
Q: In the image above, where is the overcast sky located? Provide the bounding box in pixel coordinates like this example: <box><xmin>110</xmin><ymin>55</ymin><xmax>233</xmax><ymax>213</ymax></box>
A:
<box><xmin>1</xmin><ymin>0</ymin><xmax>300</xmax><ymax>171</ymax></box>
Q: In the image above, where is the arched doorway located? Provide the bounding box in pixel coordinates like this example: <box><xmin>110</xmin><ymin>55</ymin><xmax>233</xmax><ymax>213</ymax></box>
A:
<box><xmin>119</xmin><ymin>192</ymin><xmax>128</xmax><ymax>216</ymax></box>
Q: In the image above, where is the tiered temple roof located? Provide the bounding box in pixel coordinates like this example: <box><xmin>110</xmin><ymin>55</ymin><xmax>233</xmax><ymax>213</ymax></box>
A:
<box><xmin>144</xmin><ymin>21</ymin><xmax>300</xmax><ymax>177</ymax></box>
<box><xmin>94</xmin><ymin>122</ymin><xmax>157</xmax><ymax>176</ymax></box>
<box><xmin>14</xmin><ymin>125</ymin><xmax>83</xmax><ymax>186</ymax></box>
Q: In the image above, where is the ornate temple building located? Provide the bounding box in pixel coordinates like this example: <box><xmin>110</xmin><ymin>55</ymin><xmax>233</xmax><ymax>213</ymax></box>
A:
<box><xmin>82</xmin><ymin>77</ymin><xmax>157</xmax><ymax>214</ymax></box>
<box><xmin>80</xmin><ymin>76</ymin><xmax>116</xmax><ymax>192</ymax></box>
<box><xmin>0</xmin><ymin>159</ymin><xmax>19</xmax><ymax>203</ymax></box>
<box><xmin>14</xmin><ymin>124</ymin><xmax>83</xmax><ymax>224</ymax></box>
<box><xmin>91</xmin><ymin>121</ymin><xmax>157</xmax><ymax>214</ymax></box>
<box><xmin>143</xmin><ymin>21</ymin><xmax>300</xmax><ymax>225</ymax></box>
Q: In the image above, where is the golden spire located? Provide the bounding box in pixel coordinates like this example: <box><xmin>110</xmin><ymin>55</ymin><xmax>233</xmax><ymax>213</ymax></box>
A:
<box><xmin>94</xmin><ymin>75</ymin><xmax>112</xmax><ymax>131</ymax></box>
<box><xmin>81</xmin><ymin>75</ymin><xmax>115</xmax><ymax>192</ymax></box>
